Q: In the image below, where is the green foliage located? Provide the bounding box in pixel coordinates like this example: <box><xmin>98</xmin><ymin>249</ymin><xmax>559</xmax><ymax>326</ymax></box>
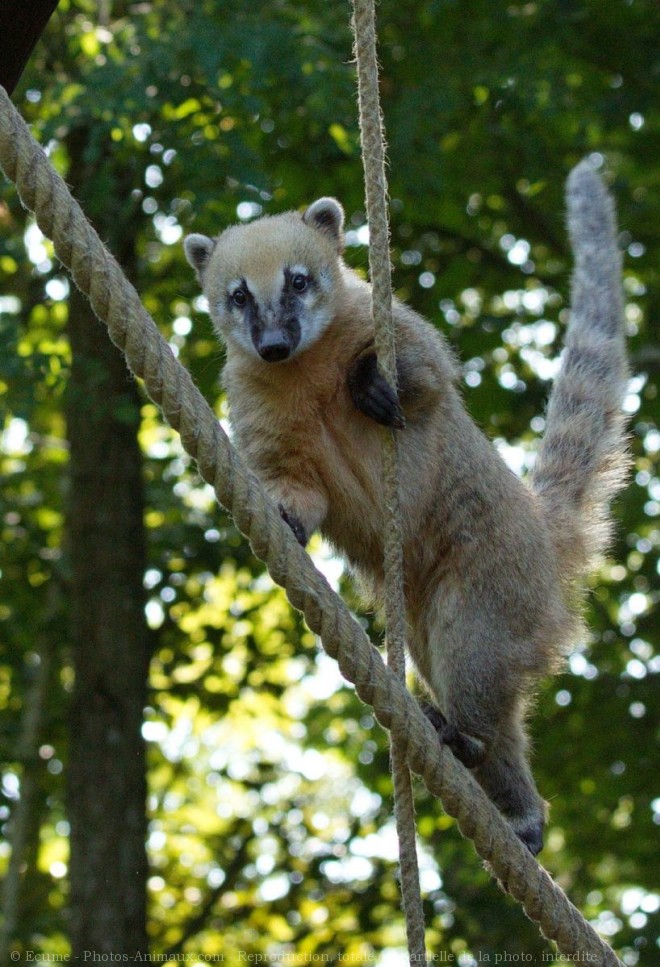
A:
<box><xmin>1</xmin><ymin>0</ymin><xmax>658</xmax><ymax>963</ymax></box>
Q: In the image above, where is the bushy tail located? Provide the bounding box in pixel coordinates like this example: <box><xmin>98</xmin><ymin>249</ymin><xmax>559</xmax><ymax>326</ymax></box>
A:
<box><xmin>531</xmin><ymin>161</ymin><xmax>630</xmax><ymax>586</ymax></box>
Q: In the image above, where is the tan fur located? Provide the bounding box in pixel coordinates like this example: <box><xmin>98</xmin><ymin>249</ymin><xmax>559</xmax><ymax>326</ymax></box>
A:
<box><xmin>184</xmin><ymin>165</ymin><xmax>628</xmax><ymax>854</ymax></box>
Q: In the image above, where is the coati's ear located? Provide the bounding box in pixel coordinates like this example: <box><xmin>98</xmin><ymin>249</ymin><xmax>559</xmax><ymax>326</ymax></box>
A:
<box><xmin>184</xmin><ymin>233</ymin><xmax>215</xmax><ymax>278</ymax></box>
<box><xmin>303</xmin><ymin>197</ymin><xmax>345</xmax><ymax>252</ymax></box>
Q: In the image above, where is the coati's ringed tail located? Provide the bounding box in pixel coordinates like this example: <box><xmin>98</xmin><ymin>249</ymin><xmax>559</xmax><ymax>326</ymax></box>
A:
<box><xmin>532</xmin><ymin>161</ymin><xmax>629</xmax><ymax>586</ymax></box>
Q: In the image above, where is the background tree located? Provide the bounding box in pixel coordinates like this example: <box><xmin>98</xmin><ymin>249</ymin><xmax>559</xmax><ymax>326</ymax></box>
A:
<box><xmin>0</xmin><ymin>0</ymin><xmax>658</xmax><ymax>963</ymax></box>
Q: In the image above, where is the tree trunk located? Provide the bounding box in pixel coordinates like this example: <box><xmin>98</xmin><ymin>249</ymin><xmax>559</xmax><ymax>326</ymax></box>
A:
<box><xmin>65</xmin><ymin>127</ymin><xmax>149</xmax><ymax>957</ymax></box>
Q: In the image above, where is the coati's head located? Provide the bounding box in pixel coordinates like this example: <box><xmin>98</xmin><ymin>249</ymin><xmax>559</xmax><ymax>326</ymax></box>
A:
<box><xmin>184</xmin><ymin>198</ymin><xmax>345</xmax><ymax>363</ymax></box>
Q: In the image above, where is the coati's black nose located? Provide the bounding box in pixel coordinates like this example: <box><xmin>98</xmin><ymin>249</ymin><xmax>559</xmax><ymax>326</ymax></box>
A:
<box><xmin>257</xmin><ymin>334</ymin><xmax>292</xmax><ymax>362</ymax></box>
<box><xmin>259</xmin><ymin>343</ymin><xmax>291</xmax><ymax>362</ymax></box>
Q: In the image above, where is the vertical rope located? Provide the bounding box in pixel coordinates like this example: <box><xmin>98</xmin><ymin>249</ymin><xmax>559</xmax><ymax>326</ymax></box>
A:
<box><xmin>351</xmin><ymin>2</ymin><xmax>427</xmax><ymax>963</ymax></box>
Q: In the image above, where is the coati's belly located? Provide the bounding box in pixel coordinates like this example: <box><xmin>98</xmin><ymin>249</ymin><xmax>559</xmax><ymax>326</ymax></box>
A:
<box><xmin>315</xmin><ymin>411</ymin><xmax>442</xmax><ymax>587</ymax></box>
<box><xmin>315</xmin><ymin>417</ymin><xmax>385</xmax><ymax>578</ymax></box>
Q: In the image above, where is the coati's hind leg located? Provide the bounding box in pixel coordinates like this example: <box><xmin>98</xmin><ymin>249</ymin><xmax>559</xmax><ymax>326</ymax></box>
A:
<box><xmin>414</xmin><ymin>604</ymin><xmax>547</xmax><ymax>854</ymax></box>
<box><xmin>472</xmin><ymin>712</ymin><xmax>546</xmax><ymax>856</ymax></box>
<box><xmin>422</xmin><ymin>697</ymin><xmax>545</xmax><ymax>854</ymax></box>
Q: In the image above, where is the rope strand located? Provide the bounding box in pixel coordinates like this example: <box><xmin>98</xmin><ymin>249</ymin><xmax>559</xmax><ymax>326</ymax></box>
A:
<box><xmin>351</xmin><ymin>0</ymin><xmax>427</xmax><ymax>961</ymax></box>
<box><xmin>0</xmin><ymin>83</ymin><xmax>623</xmax><ymax>967</ymax></box>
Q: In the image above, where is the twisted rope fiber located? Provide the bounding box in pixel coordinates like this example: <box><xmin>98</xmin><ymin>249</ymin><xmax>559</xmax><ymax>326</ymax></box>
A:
<box><xmin>351</xmin><ymin>0</ymin><xmax>426</xmax><ymax>961</ymax></box>
<box><xmin>0</xmin><ymin>84</ymin><xmax>623</xmax><ymax>966</ymax></box>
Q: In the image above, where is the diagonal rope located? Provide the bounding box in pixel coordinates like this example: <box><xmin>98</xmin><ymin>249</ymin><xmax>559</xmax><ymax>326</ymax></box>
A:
<box><xmin>351</xmin><ymin>0</ymin><xmax>426</xmax><ymax>962</ymax></box>
<box><xmin>0</xmin><ymin>84</ymin><xmax>624</xmax><ymax>967</ymax></box>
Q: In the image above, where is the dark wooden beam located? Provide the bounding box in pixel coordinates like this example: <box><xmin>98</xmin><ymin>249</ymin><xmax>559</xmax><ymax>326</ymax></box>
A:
<box><xmin>0</xmin><ymin>0</ymin><xmax>61</xmax><ymax>95</ymax></box>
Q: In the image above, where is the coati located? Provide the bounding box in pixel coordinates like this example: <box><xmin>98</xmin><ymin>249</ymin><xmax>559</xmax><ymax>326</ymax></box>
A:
<box><xmin>184</xmin><ymin>162</ymin><xmax>629</xmax><ymax>855</ymax></box>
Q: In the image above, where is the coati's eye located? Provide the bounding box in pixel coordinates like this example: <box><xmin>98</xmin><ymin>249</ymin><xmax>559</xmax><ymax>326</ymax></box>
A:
<box><xmin>291</xmin><ymin>274</ymin><xmax>309</xmax><ymax>293</ymax></box>
<box><xmin>231</xmin><ymin>287</ymin><xmax>248</xmax><ymax>308</ymax></box>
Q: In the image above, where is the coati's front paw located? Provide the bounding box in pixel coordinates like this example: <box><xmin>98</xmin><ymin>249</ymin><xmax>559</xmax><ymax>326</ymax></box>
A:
<box><xmin>278</xmin><ymin>505</ymin><xmax>308</xmax><ymax>546</ymax></box>
<box><xmin>348</xmin><ymin>352</ymin><xmax>406</xmax><ymax>429</ymax></box>
<box><xmin>420</xmin><ymin>701</ymin><xmax>486</xmax><ymax>769</ymax></box>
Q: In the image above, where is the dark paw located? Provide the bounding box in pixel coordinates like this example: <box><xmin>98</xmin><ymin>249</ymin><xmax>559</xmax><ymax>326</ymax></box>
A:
<box><xmin>510</xmin><ymin>817</ymin><xmax>544</xmax><ymax>856</ymax></box>
<box><xmin>278</xmin><ymin>505</ymin><xmax>308</xmax><ymax>546</ymax></box>
<box><xmin>420</xmin><ymin>702</ymin><xmax>486</xmax><ymax>769</ymax></box>
<box><xmin>348</xmin><ymin>351</ymin><xmax>405</xmax><ymax>429</ymax></box>
<box><xmin>441</xmin><ymin>724</ymin><xmax>486</xmax><ymax>769</ymax></box>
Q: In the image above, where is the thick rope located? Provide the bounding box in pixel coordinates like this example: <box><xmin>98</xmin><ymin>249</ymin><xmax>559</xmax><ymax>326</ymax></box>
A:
<box><xmin>0</xmin><ymin>84</ymin><xmax>624</xmax><ymax>967</ymax></box>
<box><xmin>351</xmin><ymin>0</ymin><xmax>426</xmax><ymax>962</ymax></box>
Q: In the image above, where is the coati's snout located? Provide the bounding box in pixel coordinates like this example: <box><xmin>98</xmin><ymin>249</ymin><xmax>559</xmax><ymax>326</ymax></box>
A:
<box><xmin>253</xmin><ymin>324</ymin><xmax>300</xmax><ymax>363</ymax></box>
<box><xmin>256</xmin><ymin>335</ymin><xmax>292</xmax><ymax>363</ymax></box>
<box><xmin>249</xmin><ymin>301</ymin><xmax>302</xmax><ymax>362</ymax></box>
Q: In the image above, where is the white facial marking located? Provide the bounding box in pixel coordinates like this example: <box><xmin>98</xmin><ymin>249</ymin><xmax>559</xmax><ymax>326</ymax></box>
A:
<box><xmin>316</xmin><ymin>266</ymin><xmax>333</xmax><ymax>294</ymax></box>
